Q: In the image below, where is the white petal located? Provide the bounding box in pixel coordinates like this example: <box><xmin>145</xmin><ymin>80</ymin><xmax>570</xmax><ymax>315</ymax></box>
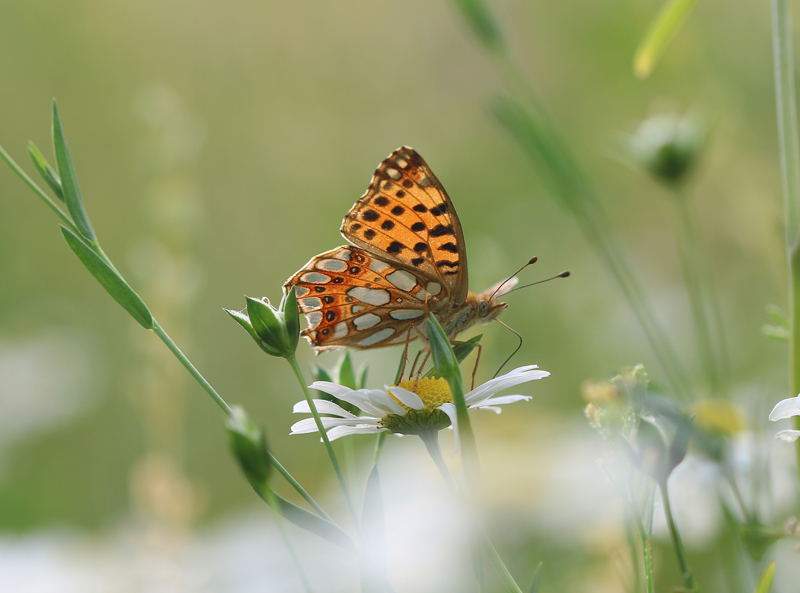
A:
<box><xmin>387</xmin><ymin>386</ymin><xmax>425</xmax><ymax>410</ymax></box>
<box><xmin>769</xmin><ymin>395</ymin><xmax>800</xmax><ymax>421</ymax></box>
<box><xmin>326</xmin><ymin>425</ymin><xmax>385</xmax><ymax>440</ymax></box>
<box><xmin>438</xmin><ymin>403</ymin><xmax>460</xmax><ymax>456</ymax></box>
<box><xmin>293</xmin><ymin>399</ymin><xmax>357</xmax><ymax>418</ymax></box>
<box><xmin>471</xmin><ymin>394</ymin><xmax>531</xmax><ymax>408</ymax></box>
<box><xmin>290</xmin><ymin>416</ymin><xmax>372</xmax><ymax>435</ymax></box>
<box><xmin>326</xmin><ymin>389</ymin><xmax>392</xmax><ymax>416</ymax></box>
<box><xmin>464</xmin><ymin>365</ymin><xmax>549</xmax><ymax>406</ymax></box>
<box><xmin>359</xmin><ymin>389</ymin><xmax>407</xmax><ymax>415</ymax></box>
<box><xmin>478</xmin><ymin>405</ymin><xmax>503</xmax><ymax>414</ymax></box>
<box><xmin>309</xmin><ymin>381</ymin><xmax>356</xmax><ymax>399</ymax></box>
<box><xmin>776</xmin><ymin>429</ymin><xmax>800</xmax><ymax>442</ymax></box>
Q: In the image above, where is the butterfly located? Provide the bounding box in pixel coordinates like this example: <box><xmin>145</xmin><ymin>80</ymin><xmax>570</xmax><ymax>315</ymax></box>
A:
<box><xmin>283</xmin><ymin>146</ymin><xmax>517</xmax><ymax>353</ymax></box>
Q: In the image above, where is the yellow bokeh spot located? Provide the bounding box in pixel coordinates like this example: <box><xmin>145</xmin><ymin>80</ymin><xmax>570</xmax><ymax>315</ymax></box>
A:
<box><xmin>394</xmin><ymin>377</ymin><xmax>453</xmax><ymax>411</ymax></box>
<box><xmin>692</xmin><ymin>399</ymin><xmax>747</xmax><ymax>436</ymax></box>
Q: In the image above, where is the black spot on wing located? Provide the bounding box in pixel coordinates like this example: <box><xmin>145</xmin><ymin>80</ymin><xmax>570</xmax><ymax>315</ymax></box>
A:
<box><xmin>438</xmin><ymin>242</ymin><xmax>458</xmax><ymax>253</ymax></box>
<box><xmin>413</xmin><ymin>242</ymin><xmax>427</xmax><ymax>252</ymax></box>
<box><xmin>374</xmin><ymin>196</ymin><xmax>390</xmax><ymax>207</ymax></box>
<box><xmin>429</xmin><ymin>224</ymin><xmax>454</xmax><ymax>237</ymax></box>
<box><xmin>387</xmin><ymin>241</ymin><xmax>405</xmax><ymax>254</ymax></box>
<box><xmin>411</xmin><ymin>222</ymin><xmax>426</xmax><ymax>232</ymax></box>
<box><xmin>362</xmin><ymin>209</ymin><xmax>379</xmax><ymax>222</ymax></box>
<box><xmin>381</xmin><ymin>220</ymin><xmax>395</xmax><ymax>231</ymax></box>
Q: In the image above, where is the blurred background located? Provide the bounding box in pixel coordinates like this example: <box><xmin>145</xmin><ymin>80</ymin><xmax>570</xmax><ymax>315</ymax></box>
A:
<box><xmin>1</xmin><ymin>0</ymin><xmax>798</xmax><ymax>591</ymax></box>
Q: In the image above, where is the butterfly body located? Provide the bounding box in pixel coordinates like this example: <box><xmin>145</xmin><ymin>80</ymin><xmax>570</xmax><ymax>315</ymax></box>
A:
<box><xmin>284</xmin><ymin>147</ymin><xmax>513</xmax><ymax>353</ymax></box>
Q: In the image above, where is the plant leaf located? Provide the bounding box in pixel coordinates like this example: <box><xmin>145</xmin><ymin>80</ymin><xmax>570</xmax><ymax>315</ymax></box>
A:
<box><xmin>28</xmin><ymin>142</ymin><xmax>64</xmax><ymax>201</ymax></box>
<box><xmin>755</xmin><ymin>560</ymin><xmax>776</xmax><ymax>593</ymax></box>
<box><xmin>61</xmin><ymin>226</ymin><xmax>153</xmax><ymax>328</ymax></box>
<box><xmin>529</xmin><ymin>562</ymin><xmax>543</xmax><ymax>593</ymax></box>
<box><xmin>265</xmin><ymin>490</ymin><xmax>356</xmax><ymax>552</ymax></box>
<box><xmin>633</xmin><ymin>0</ymin><xmax>701</xmax><ymax>79</ymax></box>
<box><xmin>52</xmin><ymin>101</ymin><xmax>96</xmax><ymax>242</ymax></box>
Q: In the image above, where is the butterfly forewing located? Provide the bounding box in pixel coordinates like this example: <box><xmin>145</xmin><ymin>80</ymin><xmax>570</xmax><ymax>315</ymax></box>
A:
<box><xmin>340</xmin><ymin>147</ymin><xmax>469</xmax><ymax>304</ymax></box>
<box><xmin>283</xmin><ymin>245</ymin><xmax>441</xmax><ymax>351</ymax></box>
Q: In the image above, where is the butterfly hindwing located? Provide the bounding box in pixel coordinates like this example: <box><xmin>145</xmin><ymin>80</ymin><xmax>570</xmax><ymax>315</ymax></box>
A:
<box><xmin>283</xmin><ymin>246</ymin><xmax>443</xmax><ymax>351</ymax></box>
<box><xmin>340</xmin><ymin>147</ymin><xmax>469</xmax><ymax>305</ymax></box>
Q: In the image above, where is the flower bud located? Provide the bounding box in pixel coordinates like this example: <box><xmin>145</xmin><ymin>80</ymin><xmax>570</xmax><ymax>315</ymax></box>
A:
<box><xmin>226</xmin><ymin>406</ymin><xmax>271</xmax><ymax>488</ymax></box>
<box><xmin>225</xmin><ymin>287</ymin><xmax>300</xmax><ymax>359</ymax></box>
<box><xmin>627</xmin><ymin>114</ymin><xmax>706</xmax><ymax>186</ymax></box>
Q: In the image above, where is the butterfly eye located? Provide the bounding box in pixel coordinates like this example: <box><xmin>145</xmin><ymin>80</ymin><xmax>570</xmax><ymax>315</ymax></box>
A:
<box><xmin>478</xmin><ymin>300</ymin><xmax>490</xmax><ymax>317</ymax></box>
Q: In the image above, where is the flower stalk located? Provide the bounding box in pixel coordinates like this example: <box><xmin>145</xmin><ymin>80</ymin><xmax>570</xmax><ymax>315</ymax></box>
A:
<box><xmin>772</xmin><ymin>0</ymin><xmax>800</xmax><ymax>488</ymax></box>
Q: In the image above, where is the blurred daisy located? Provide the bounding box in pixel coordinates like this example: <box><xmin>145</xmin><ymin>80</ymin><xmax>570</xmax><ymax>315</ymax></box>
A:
<box><xmin>769</xmin><ymin>394</ymin><xmax>800</xmax><ymax>442</ymax></box>
<box><xmin>290</xmin><ymin>365</ymin><xmax>549</xmax><ymax>443</ymax></box>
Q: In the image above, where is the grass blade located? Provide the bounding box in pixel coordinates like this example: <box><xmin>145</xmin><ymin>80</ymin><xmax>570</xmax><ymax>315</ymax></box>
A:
<box><xmin>28</xmin><ymin>142</ymin><xmax>64</xmax><ymax>201</ymax></box>
<box><xmin>634</xmin><ymin>0</ymin><xmax>701</xmax><ymax>78</ymax></box>
<box><xmin>61</xmin><ymin>226</ymin><xmax>153</xmax><ymax>329</ymax></box>
<box><xmin>52</xmin><ymin>100</ymin><xmax>96</xmax><ymax>242</ymax></box>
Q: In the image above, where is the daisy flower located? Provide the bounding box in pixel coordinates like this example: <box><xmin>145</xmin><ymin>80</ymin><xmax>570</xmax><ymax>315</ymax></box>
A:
<box><xmin>290</xmin><ymin>365</ymin><xmax>549</xmax><ymax>446</ymax></box>
<box><xmin>769</xmin><ymin>393</ymin><xmax>800</xmax><ymax>442</ymax></box>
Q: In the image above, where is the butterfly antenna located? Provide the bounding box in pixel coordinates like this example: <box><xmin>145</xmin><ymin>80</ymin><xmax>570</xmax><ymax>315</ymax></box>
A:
<box><xmin>490</xmin><ymin>256</ymin><xmax>539</xmax><ymax>300</ymax></box>
<box><xmin>493</xmin><ymin>319</ymin><xmax>523</xmax><ymax>378</ymax></box>
<box><xmin>506</xmin><ymin>270</ymin><xmax>571</xmax><ymax>294</ymax></box>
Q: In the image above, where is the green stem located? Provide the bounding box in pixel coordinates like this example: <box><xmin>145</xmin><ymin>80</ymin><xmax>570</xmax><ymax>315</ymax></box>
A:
<box><xmin>286</xmin><ymin>355</ymin><xmax>360</xmax><ymax>530</ymax></box>
<box><xmin>659</xmin><ymin>480</ymin><xmax>696</xmax><ymax>591</ymax></box>
<box><xmin>152</xmin><ymin>320</ymin><xmax>232</xmax><ymax>416</ymax></box>
<box><xmin>772</xmin><ymin>0</ymin><xmax>800</xmax><ymax>493</ymax></box>
<box><xmin>488</xmin><ymin>48</ymin><xmax>690</xmax><ymax>400</ymax></box>
<box><xmin>262</xmin><ymin>485</ymin><xmax>315</xmax><ymax>593</ymax></box>
<box><xmin>372</xmin><ymin>432</ymin><xmax>388</xmax><ymax>467</ymax></box>
<box><xmin>419</xmin><ymin>430</ymin><xmax>524</xmax><ymax>593</ymax></box>
<box><xmin>269</xmin><ymin>454</ymin><xmax>333</xmax><ymax>522</ymax></box>
<box><xmin>673</xmin><ymin>192</ymin><xmax>723</xmax><ymax>396</ymax></box>
<box><xmin>624</xmin><ymin>517</ymin><xmax>642</xmax><ymax>593</ymax></box>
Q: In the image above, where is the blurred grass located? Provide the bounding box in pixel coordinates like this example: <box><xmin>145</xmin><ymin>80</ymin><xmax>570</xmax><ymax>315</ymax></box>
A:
<box><xmin>0</xmin><ymin>2</ymin><xmax>790</xmax><ymax>586</ymax></box>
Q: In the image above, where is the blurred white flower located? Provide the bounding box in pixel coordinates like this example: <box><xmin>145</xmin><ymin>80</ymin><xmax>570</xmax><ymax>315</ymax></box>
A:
<box><xmin>290</xmin><ymin>365</ymin><xmax>549</xmax><ymax>441</ymax></box>
<box><xmin>769</xmin><ymin>394</ymin><xmax>800</xmax><ymax>442</ymax></box>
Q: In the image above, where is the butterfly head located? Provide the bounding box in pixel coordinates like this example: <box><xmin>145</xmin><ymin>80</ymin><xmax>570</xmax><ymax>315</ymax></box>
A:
<box><xmin>475</xmin><ymin>276</ymin><xmax>518</xmax><ymax>321</ymax></box>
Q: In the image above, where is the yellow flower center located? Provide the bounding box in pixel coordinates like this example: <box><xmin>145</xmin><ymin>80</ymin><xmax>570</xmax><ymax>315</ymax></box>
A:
<box><xmin>394</xmin><ymin>377</ymin><xmax>454</xmax><ymax>411</ymax></box>
<box><xmin>691</xmin><ymin>399</ymin><xmax>747</xmax><ymax>436</ymax></box>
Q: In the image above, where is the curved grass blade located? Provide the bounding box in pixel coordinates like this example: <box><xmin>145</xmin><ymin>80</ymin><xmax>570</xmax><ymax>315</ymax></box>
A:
<box><xmin>529</xmin><ymin>562</ymin><xmax>543</xmax><ymax>593</ymax></box>
<box><xmin>634</xmin><ymin>0</ymin><xmax>701</xmax><ymax>79</ymax></box>
<box><xmin>61</xmin><ymin>226</ymin><xmax>153</xmax><ymax>329</ymax></box>
<box><xmin>52</xmin><ymin>101</ymin><xmax>96</xmax><ymax>242</ymax></box>
<box><xmin>755</xmin><ymin>561</ymin><xmax>776</xmax><ymax>593</ymax></box>
<box><xmin>265</xmin><ymin>490</ymin><xmax>356</xmax><ymax>552</ymax></box>
<box><xmin>28</xmin><ymin>142</ymin><xmax>63</xmax><ymax>201</ymax></box>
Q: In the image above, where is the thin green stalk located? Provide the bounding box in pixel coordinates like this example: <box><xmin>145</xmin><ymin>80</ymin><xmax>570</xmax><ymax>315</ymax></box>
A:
<box><xmin>269</xmin><ymin>454</ymin><xmax>333</xmax><ymax>522</ymax></box>
<box><xmin>372</xmin><ymin>432</ymin><xmax>387</xmax><ymax>466</ymax></box>
<box><xmin>659</xmin><ymin>481</ymin><xmax>696</xmax><ymax>591</ymax></box>
<box><xmin>673</xmin><ymin>192</ymin><xmax>723</xmax><ymax>396</ymax></box>
<box><xmin>263</xmin><ymin>485</ymin><xmax>315</xmax><ymax>593</ymax></box>
<box><xmin>152</xmin><ymin>320</ymin><xmax>232</xmax><ymax>416</ymax></box>
<box><xmin>772</xmin><ymin>0</ymin><xmax>800</xmax><ymax>491</ymax></box>
<box><xmin>487</xmin><ymin>48</ymin><xmax>690</xmax><ymax>400</ymax></box>
<box><xmin>624</xmin><ymin>517</ymin><xmax>642</xmax><ymax>593</ymax></box>
<box><xmin>286</xmin><ymin>355</ymin><xmax>360</xmax><ymax>530</ymax></box>
<box><xmin>420</xmin><ymin>430</ymin><xmax>524</xmax><ymax>593</ymax></box>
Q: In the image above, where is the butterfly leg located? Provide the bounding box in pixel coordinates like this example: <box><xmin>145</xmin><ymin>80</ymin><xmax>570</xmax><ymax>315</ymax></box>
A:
<box><xmin>470</xmin><ymin>343</ymin><xmax>483</xmax><ymax>391</ymax></box>
<box><xmin>396</xmin><ymin>325</ymin><xmax>414</xmax><ymax>382</ymax></box>
<box><xmin>413</xmin><ymin>349</ymin><xmax>432</xmax><ymax>391</ymax></box>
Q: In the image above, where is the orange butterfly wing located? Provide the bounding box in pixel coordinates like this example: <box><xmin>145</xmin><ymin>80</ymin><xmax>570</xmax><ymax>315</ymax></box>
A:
<box><xmin>340</xmin><ymin>146</ymin><xmax>468</xmax><ymax>306</ymax></box>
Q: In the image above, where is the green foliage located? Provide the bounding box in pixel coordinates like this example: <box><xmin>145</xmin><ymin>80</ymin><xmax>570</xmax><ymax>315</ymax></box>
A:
<box><xmin>634</xmin><ymin>0</ymin><xmax>702</xmax><ymax>78</ymax></box>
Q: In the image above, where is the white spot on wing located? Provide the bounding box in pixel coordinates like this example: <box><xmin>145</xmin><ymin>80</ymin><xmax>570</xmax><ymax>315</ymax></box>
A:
<box><xmin>301</xmin><ymin>272</ymin><xmax>330</xmax><ymax>284</ymax></box>
<box><xmin>347</xmin><ymin>286</ymin><xmax>391</xmax><ymax>306</ymax></box>
<box><xmin>418</xmin><ymin>176</ymin><xmax>433</xmax><ymax>187</ymax></box>
<box><xmin>386</xmin><ymin>270</ymin><xmax>417</xmax><ymax>292</ymax></box>
<box><xmin>294</xmin><ymin>286</ymin><xmax>310</xmax><ymax>297</ymax></box>
<box><xmin>389</xmin><ymin>309</ymin><xmax>424</xmax><ymax>321</ymax></box>
<box><xmin>333</xmin><ymin>322</ymin><xmax>348</xmax><ymax>339</ymax></box>
<box><xmin>386</xmin><ymin>167</ymin><xmax>401</xmax><ymax>180</ymax></box>
<box><xmin>299</xmin><ymin>297</ymin><xmax>322</xmax><ymax>311</ymax></box>
<box><xmin>427</xmin><ymin>282</ymin><xmax>442</xmax><ymax>296</ymax></box>
<box><xmin>316</xmin><ymin>259</ymin><xmax>348</xmax><ymax>272</ymax></box>
<box><xmin>351</xmin><ymin>304</ymin><xmax>364</xmax><ymax>314</ymax></box>
<box><xmin>358</xmin><ymin>327</ymin><xmax>395</xmax><ymax>346</ymax></box>
<box><xmin>353</xmin><ymin>313</ymin><xmax>381</xmax><ymax>330</ymax></box>
<box><xmin>332</xmin><ymin>250</ymin><xmax>352</xmax><ymax>261</ymax></box>
<box><xmin>396</xmin><ymin>158</ymin><xmax>408</xmax><ymax>168</ymax></box>
<box><xmin>369</xmin><ymin>259</ymin><xmax>390</xmax><ymax>273</ymax></box>
<box><xmin>307</xmin><ymin>311</ymin><xmax>323</xmax><ymax>329</ymax></box>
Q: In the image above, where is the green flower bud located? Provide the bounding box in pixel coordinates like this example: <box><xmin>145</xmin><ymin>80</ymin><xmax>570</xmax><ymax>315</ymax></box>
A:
<box><xmin>225</xmin><ymin>287</ymin><xmax>300</xmax><ymax>359</ymax></box>
<box><xmin>425</xmin><ymin>314</ymin><xmax>460</xmax><ymax>383</ymax></box>
<box><xmin>627</xmin><ymin>114</ymin><xmax>706</xmax><ymax>186</ymax></box>
<box><xmin>226</xmin><ymin>406</ymin><xmax>271</xmax><ymax>488</ymax></box>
